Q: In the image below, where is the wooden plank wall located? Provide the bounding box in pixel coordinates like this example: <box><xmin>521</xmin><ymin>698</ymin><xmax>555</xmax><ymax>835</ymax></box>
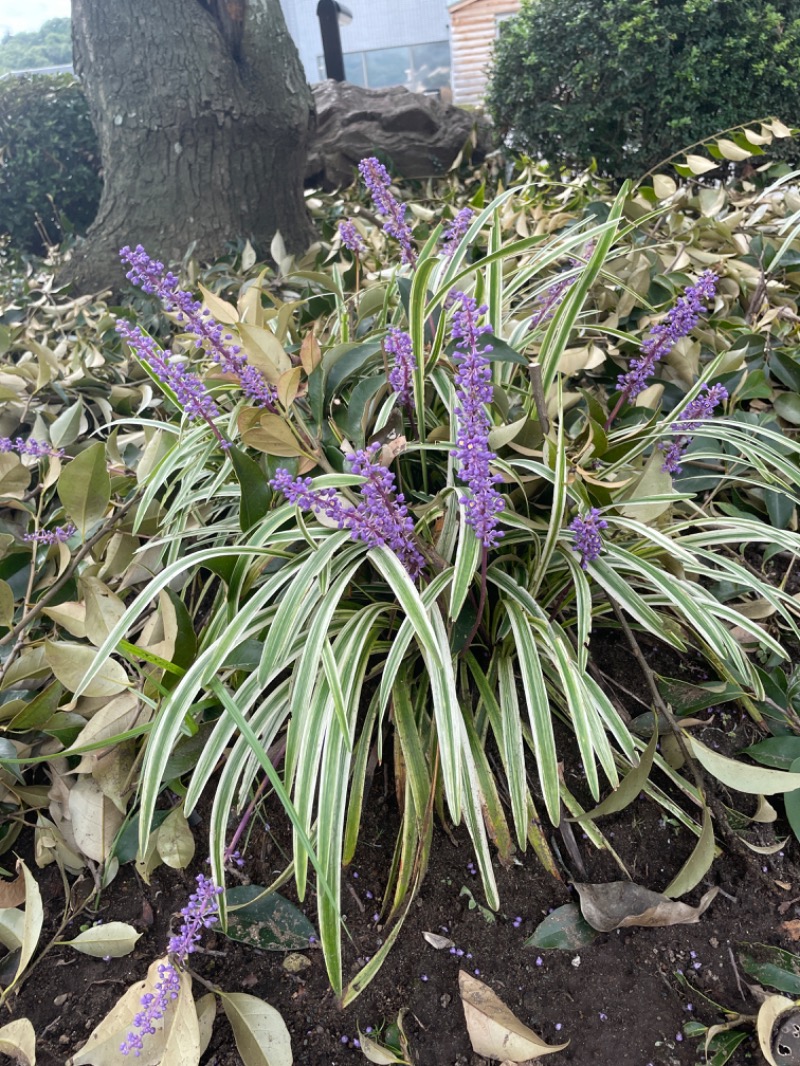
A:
<box><xmin>450</xmin><ymin>0</ymin><xmax>521</xmax><ymax>105</ymax></box>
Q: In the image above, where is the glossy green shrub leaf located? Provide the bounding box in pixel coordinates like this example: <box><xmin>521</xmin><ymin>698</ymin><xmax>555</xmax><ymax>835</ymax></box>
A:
<box><xmin>222</xmin><ymin>886</ymin><xmax>316</xmax><ymax>951</ymax></box>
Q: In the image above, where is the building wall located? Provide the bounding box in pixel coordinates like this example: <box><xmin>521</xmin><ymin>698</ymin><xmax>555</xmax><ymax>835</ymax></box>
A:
<box><xmin>449</xmin><ymin>0</ymin><xmax>520</xmax><ymax>104</ymax></box>
<box><xmin>279</xmin><ymin>0</ymin><xmax>451</xmax><ymax>88</ymax></box>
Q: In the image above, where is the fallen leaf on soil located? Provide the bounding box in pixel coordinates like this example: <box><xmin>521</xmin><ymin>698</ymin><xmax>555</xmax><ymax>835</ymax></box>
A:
<box><xmin>573</xmin><ymin>881</ymin><xmax>719</xmax><ymax>932</ymax></box>
<box><xmin>458</xmin><ymin>970</ymin><xmax>569</xmax><ymax>1061</ymax></box>
<box><xmin>757</xmin><ymin>995</ymin><xmax>798</xmax><ymax>1066</ymax></box>
<box><xmin>781</xmin><ymin>920</ymin><xmax>800</xmax><ymax>941</ymax></box>
<box><xmin>282</xmin><ymin>953</ymin><xmax>310</xmax><ymax>974</ymax></box>
<box><xmin>0</xmin><ymin>1017</ymin><xmax>36</xmax><ymax>1064</ymax></box>
<box><xmin>685</xmin><ymin>737</ymin><xmax>800</xmax><ymax>794</ymax></box>
<box><xmin>662</xmin><ymin>805</ymin><xmax>716</xmax><ymax>898</ymax></box>
<box><xmin>69</xmin><ymin>957</ymin><xmax>194</xmax><ymax>1066</ymax></box>
<box><xmin>196</xmin><ymin>994</ymin><xmax>216</xmax><ymax>1057</ymax></box>
<box><xmin>60</xmin><ymin>921</ymin><xmax>141</xmax><ymax>958</ymax></box>
<box><xmin>358</xmin><ymin>1031</ymin><xmax>409</xmax><ymax>1064</ymax></box>
<box><xmin>156</xmin><ymin>804</ymin><xmax>196</xmax><ymax>870</ymax></box>
<box><xmin>0</xmin><ymin>871</ymin><xmax>27</xmax><ymax>909</ymax></box>
<box><xmin>4</xmin><ymin>861</ymin><xmax>43</xmax><ymax>996</ymax></box>
<box><xmin>422</xmin><ymin>931</ymin><xmax>455</xmax><ymax>950</ymax></box>
<box><xmin>220</xmin><ymin>991</ymin><xmax>292</xmax><ymax>1066</ymax></box>
<box><xmin>68</xmin><ymin>776</ymin><xmax>125</xmax><ymax>864</ymax></box>
<box><xmin>741</xmin><ymin>836</ymin><xmax>789</xmax><ymax>855</ymax></box>
<box><xmin>524</xmin><ymin>904</ymin><xmax>598</xmax><ymax>950</ymax></box>
<box><xmin>753</xmin><ymin>796</ymin><xmax>778</xmax><ymax>823</ymax></box>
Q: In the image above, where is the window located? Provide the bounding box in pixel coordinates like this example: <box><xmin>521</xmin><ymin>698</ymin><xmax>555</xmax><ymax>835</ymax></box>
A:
<box><xmin>496</xmin><ymin>13</ymin><xmax>516</xmax><ymax>35</ymax></box>
<box><xmin>317</xmin><ymin>42</ymin><xmax>451</xmax><ymax>93</ymax></box>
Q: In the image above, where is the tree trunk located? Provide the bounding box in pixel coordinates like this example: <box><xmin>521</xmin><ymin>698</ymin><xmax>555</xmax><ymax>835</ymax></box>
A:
<box><xmin>62</xmin><ymin>0</ymin><xmax>315</xmax><ymax>293</ymax></box>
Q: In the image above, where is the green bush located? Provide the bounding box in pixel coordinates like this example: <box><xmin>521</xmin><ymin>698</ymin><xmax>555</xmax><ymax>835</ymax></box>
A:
<box><xmin>0</xmin><ymin>18</ymin><xmax>73</xmax><ymax>75</ymax></box>
<box><xmin>487</xmin><ymin>0</ymin><xmax>800</xmax><ymax>177</ymax></box>
<box><xmin>0</xmin><ymin>73</ymin><xmax>101</xmax><ymax>253</ymax></box>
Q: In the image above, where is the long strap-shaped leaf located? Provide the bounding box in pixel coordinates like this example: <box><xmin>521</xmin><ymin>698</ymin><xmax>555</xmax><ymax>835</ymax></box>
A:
<box><xmin>539</xmin><ymin>184</ymin><xmax>629</xmax><ymax>393</ymax></box>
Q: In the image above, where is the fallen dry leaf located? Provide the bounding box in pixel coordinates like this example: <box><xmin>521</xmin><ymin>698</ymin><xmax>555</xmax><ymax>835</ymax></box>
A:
<box><xmin>423</xmin><ymin>931</ymin><xmax>455</xmax><ymax>950</ymax></box>
<box><xmin>781</xmin><ymin>920</ymin><xmax>800</xmax><ymax>941</ymax></box>
<box><xmin>458</xmin><ymin>970</ymin><xmax>568</xmax><ymax>1062</ymax></box>
<box><xmin>0</xmin><ymin>870</ymin><xmax>27</xmax><ymax>909</ymax></box>
<box><xmin>757</xmin><ymin>995</ymin><xmax>798</xmax><ymax>1066</ymax></box>
<box><xmin>573</xmin><ymin>881</ymin><xmax>718</xmax><ymax>932</ymax></box>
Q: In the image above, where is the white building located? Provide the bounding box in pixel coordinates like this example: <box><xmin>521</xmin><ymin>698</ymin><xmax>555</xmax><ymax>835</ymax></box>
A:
<box><xmin>278</xmin><ymin>0</ymin><xmax>452</xmax><ymax>92</ymax></box>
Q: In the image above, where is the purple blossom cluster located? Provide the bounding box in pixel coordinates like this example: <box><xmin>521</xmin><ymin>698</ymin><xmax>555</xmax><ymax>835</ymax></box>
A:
<box><xmin>358</xmin><ymin>158</ymin><xmax>417</xmax><ymax>267</ymax></box>
<box><xmin>530</xmin><ymin>243</ymin><xmax>594</xmax><ymax>330</ymax></box>
<box><xmin>270</xmin><ymin>443</ymin><xmax>425</xmax><ymax>578</ymax></box>
<box><xmin>116</xmin><ymin>320</ymin><xmax>221</xmax><ymax>429</ymax></box>
<box><xmin>0</xmin><ymin>437</ymin><xmax>63</xmax><ymax>459</ymax></box>
<box><xmin>617</xmin><ymin>271</ymin><xmax>718</xmax><ymax>402</ymax></box>
<box><xmin>121</xmin><ymin>873</ymin><xmax>222</xmax><ymax>1056</ymax></box>
<box><xmin>24</xmin><ymin>523</ymin><xmax>77</xmax><ymax>544</ymax></box>
<box><xmin>440</xmin><ymin>207</ymin><xmax>474</xmax><ymax>259</ymax></box>
<box><xmin>338</xmin><ymin>219</ymin><xmax>367</xmax><ymax>256</ymax></box>
<box><xmin>385</xmin><ymin>327</ymin><xmax>416</xmax><ymax>408</ymax></box>
<box><xmin>119</xmin><ymin>245</ymin><xmax>277</xmax><ymax>410</ymax></box>
<box><xmin>569</xmin><ymin>508</ymin><xmax>608</xmax><ymax>569</ymax></box>
<box><xmin>449</xmin><ymin>292</ymin><xmax>505</xmax><ymax>549</ymax></box>
<box><xmin>659</xmin><ymin>382</ymin><xmax>728</xmax><ymax>474</ymax></box>
<box><xmin>167</xmin><ymin>872</ymin><xmax>224</xmax><ymax>959</ymax></box>
<box><xmin>120</xmin><ymin>963</ymin><xmax>181</xmax><ymax>1056</ymax></box>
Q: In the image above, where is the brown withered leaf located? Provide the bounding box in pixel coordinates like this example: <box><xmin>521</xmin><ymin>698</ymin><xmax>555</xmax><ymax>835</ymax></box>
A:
<box><xmin>0</xmin><ymin>871</ymin><xmax>26</xmax><ymax>909</ymax></box>
<box><xmin>573</xmin><ymin>881</ymin><xmax>719</xmax><ymax>933</ymax></box>
<box><xmin>781</xmin><ymin>920</ymin><xmax>800</xmax><ymax>942</ymax></box>
<box><xmin>459</xmin><ymin>970</ymin><xmax>568</xmax><ymax>1062</ymax></box>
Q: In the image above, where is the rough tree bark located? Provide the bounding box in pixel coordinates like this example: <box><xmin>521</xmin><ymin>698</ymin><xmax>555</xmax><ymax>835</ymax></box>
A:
<box><xmin>63</xmin><ymin>0</ymin><xmax>315</xmax><ymax>293</ymax></box>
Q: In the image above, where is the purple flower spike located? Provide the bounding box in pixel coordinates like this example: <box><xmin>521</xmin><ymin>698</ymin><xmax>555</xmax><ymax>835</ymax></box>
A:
<box><xmin>660</xmin><ymin>382</ymin><xmax>728</xmax><ymax>474</ymax></box>
<box><xmin>167</xmin><ymin>872</ymin><xmax>224</xmax><ymax>961</ymax></box>
<box><xmin>617</xmin><ymin>271</ymin><xmax>718</xmax><ymax>402</ymax></box>
<box><xmin>358</xmin><ymin>158</ymin><xmax>417</xmax><ymax>267</ymax></box>
<box><xmin>271</xmin><ymin>444</ymin><xmax>425</xmax><ymax>578</ymax></box>
<box><xmin>385</xmin><ymin>327</ymin><xmax>416</xmax><ymax>408</ymax></box>
<box><xmin>440</xmin><ymin>207</ymin><xmax>474</xmax><ymax>258</ymax></box>
<box><xmin>530</xmin><ymin>242</ymin><xmax>594</xmax><ymax>330</ymax></box>
<box><xmin>119</xmin><ymin>245</ymin><xmax>277</xmax><ymax>411</ymax></box>
<box><xmin>338</xmin><ymin>220</ymin><xmax>367</xmax><ymax>256</ymax></box>
<box><xmin>449</xmin><ymin>292</ymin><xmax>505</xmax><ymax>549</ymax></box>
<box><xmin>0</xmin><ymin>437</ymin><xmax>63</xmax><ymax>460</ymax></box>
<box><xmin>569</xmin><ymin>508</ymin><xmax>608</xmax><ymax>569</ymax></box>
<box><xmin>120</xmin><ymin>962</ymin><xmax>181</xmax><ymax>1056</ymax></box>
<box><xmin>116</xmin><ymin>321</ymin><xmax>221</xmax><ymax>427</ymax></box>
<box><xmin>24</xmin><ymin>523</ymin><xmax>77</xmax><ymax>545</ymax></box>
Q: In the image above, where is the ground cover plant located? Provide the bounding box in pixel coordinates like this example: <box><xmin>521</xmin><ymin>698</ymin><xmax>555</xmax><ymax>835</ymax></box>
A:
<box><xmin>3</xmin><ymin>123</ymin><xmax>800</xmax><ymax>1062</ymax></box>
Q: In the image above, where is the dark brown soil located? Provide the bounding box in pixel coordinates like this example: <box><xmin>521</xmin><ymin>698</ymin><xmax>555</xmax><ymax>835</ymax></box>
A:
<box><xmin>5</xmin><ymin>635</ymin><xmax>795</xmax><ymax>1065</ymax></box>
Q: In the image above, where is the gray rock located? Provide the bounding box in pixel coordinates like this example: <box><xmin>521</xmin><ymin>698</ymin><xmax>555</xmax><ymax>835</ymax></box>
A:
<box><xmin>306</xmin><ymin>81</ymin><xmax>493</xmax><ymax>188</ymax></box>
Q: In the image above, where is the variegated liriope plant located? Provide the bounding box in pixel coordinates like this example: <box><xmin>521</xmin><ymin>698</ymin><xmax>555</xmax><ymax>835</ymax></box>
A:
<box><xmin>72</xmin><ymin>157</ymin><xmax>800</xmax><ymax>1007</ymax></box>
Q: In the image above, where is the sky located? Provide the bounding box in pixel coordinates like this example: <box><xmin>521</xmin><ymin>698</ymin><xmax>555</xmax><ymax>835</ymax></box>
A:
<box><xmin>1</xmin><ymin>0</ymin><xmax>70</xmax><ymax>37</ymax></box>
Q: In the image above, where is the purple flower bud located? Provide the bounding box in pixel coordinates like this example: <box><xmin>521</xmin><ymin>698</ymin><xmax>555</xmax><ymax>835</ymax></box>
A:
<box><xmin>116</xmin><ymin>321</ymin><xmax>221</xmax><ymax>428</ymax></box>
<box><xmin>617</xmin><ymin>271</ymin><xmax>718</xmax><ymax>402</ymax></box>
<box><xmin>449</xmin><ymin>292</ymin><xmax>505</xmax><ymax>549</ymax></box>
<box><xmin>659</xmin><ymin>382</ymin><xmax>728</xmax><ymax>474</ymax></box>
<box><xmin>530</xmin><ymin>243</ymin><xmax>594</xmax><ymax>330</ymax></box>
<box><xmin>357</xmin><ymin>158</ymin><xmax>417</xmax><ymax>267</ymax></box>
<box><xmin>569</xmin><ymin>508</ymin><xmax>608</xmax><ymax>569</ymax></box>
<box><xmin>119</xmin><ymin>245</ymin><xmax>277</xmax><ymax>410</ymax></box>
<box><xmin>24</xmin><ymin>523</ymin><xmax>77</xmax><ymax>545</ymax></box>
<box><xmin>271</xmin><ymin>444</ymin><xmax>425</xmax><ymax>578</ymax></box>
<box><xmin>440</xmin><ymin>207</ymin><xmax>474</xmax><ymax>258</ymax></box>
<box><xmin>0</xmin><ymin>437</ymin><xmax>63</xmax><ymax>460</ymax></box>
<box><xmin>338</xmin><ymin>220</ymin><xmax>367</xmax><ymax>256</ymax></box>
<box><xmin>386</xmin><ymin>327</ymin><xmax>416</xmax><ymax>408</ymax></box>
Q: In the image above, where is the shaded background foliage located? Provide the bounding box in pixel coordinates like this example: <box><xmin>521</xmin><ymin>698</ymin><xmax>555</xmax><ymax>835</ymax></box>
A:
<box><xmin>488</xmin><ymin>0</ymin><xmax>800</xmax><ymax>176</ymax></box>
<box><xmin>0</xmin><ymin>17</ymin><xmax>72</xmax><ymax>75</ymax></box>
<box><xmin>0</xmin><ymin>74</ymin><xmax>101</xmax><ymax>254</ymax></box>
